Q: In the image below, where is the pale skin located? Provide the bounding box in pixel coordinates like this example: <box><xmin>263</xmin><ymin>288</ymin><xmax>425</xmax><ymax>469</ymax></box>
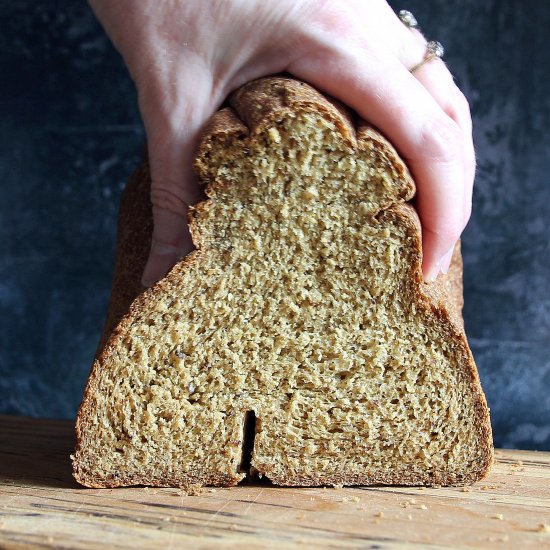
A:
<box><xmin>89</xmin><ymin>0</ymin><xmax>475</xmax><ymax>286</ymax></box>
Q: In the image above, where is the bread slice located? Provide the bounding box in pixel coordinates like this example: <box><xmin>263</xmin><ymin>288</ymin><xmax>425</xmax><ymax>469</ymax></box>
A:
<box><xmin>73</xmin><ymin>77</ymin><xmax>493</xmax><ymax>488</ymax></box>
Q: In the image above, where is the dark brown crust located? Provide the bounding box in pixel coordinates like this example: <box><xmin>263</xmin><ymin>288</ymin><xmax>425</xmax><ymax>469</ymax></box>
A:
<box><xmin>229</xmin><ymin>78</ymin><xmax>357</xmax><ymax>145</ymax></box>
<box><xmin>73</xmin><ymin>76</ymin><xmax>493</xmax><ymax>489</ymax></box>
<box><xmin>95</xmin><ymin>162</ymin><xmax>153</xmax><ymax>352</ymax></box>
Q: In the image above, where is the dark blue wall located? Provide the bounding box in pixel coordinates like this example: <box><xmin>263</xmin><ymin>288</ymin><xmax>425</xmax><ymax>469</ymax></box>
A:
<box><xmin>1</xmin><ymin>1</ymin><xmax>548</xmax><ymax>450</ymax></box>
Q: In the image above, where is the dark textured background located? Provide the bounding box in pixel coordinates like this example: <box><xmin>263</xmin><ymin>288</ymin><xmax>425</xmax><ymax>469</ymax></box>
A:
<box><xmin>0</xmin><ymin>1</ymin><xmax>548</xmax><ymax>450</ymax></box>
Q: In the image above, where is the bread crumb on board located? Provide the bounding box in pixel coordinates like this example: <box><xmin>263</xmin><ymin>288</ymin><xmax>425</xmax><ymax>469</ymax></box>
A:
<box><xmin>537</xmin><ymin>523</ymin><xmax>550</xmax><ymax>533</ymax></box>
<box><xmin>399</xmin><ymin>499</ymin><xmax>418</xmax><ymax>508</ymax></box>
<box><xmin>487</xmin><ymin>535</ymin><xmax>509</xmax><ymax>543</ymax></box>
<box><xmin>185</xmin><ymin>484</ymin><xmax>204</xmax><ymax>496</ymax></box>
<box><xmin>342</xmin><ymin>496</ymin><xmax>361</xmax><ymax>503</ymax></box>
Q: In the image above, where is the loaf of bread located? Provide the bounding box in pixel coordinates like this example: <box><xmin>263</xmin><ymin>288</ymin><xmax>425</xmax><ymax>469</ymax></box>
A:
<box><xmin>73</xmin><ymin>77</ymin><xmax>493</xmax><ymax>488</ymax></box>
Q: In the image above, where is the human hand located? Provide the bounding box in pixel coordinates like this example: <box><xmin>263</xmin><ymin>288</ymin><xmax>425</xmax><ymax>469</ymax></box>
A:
<box><xmin>89</xmin><ymin>0</ymin><xmax>475</xmax><ymax>285</ymax></box>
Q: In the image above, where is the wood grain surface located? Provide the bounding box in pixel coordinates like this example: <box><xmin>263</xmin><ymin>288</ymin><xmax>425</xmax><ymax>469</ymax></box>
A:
<box><xmin>0</xmin><ymin>415</ymin><xmax>549</xmax><ymax>549</ymax></box>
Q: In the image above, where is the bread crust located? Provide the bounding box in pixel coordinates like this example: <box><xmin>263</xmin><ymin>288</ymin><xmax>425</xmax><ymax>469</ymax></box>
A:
<box><xmin>73</xmin><ymin>76</ymin><xmax>493</xmax><ymax>489</ymax></box>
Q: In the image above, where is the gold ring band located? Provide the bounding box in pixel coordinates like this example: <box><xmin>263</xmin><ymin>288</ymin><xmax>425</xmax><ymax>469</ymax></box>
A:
<box><xmin>410</xmin><ymin>41</ymin><xmax>445</xmax><ymax>73</ymax></box>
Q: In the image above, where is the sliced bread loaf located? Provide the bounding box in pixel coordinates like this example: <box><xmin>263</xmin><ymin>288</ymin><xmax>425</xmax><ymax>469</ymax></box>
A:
<box><xmin>73</xmin><ymin>77</ymin><xmax>493</xmax><ymax>488</ymax></box>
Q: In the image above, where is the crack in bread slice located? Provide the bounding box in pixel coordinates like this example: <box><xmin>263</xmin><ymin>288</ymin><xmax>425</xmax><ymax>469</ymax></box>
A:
<box><xmin>73</xmin><ymin>77</ymin><xmax>493</xmax><ymax>488</ymax></box>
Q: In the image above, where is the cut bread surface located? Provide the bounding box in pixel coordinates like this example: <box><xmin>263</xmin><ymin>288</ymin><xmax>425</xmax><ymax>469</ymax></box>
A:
<box><xmin>73</xmin><ymin>77</ymin><xmax>493</xmax><ymax>488</ymax></box>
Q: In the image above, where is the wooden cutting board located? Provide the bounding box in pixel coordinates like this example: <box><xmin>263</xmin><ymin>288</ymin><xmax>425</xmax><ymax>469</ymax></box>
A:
<box><xmin>0</xmin><ymin>415</ymin><xmax>549</xmax><ymax>549</ymax></box>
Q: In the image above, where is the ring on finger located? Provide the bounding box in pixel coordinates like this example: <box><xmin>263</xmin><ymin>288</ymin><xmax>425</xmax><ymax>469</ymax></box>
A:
<box><xmin>398</xmin><ymin>10</ymin><xmax>445</xmax><ymax>73</ymax></box>
<box><xmin>410</xmin><ymin>41</ymin><xmax>445</xmax><ymax>73</ymax></box>
<box><xmin>398</xmin><ymin>10</ymin><xmax>419</xmax><ymax>29</ymax></box>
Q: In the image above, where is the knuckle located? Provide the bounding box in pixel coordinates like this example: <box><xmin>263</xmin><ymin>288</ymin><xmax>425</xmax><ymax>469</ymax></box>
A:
<box><xmin>420</xmin><ymin>116</ymin><xmax>463</xmax><ymax>163</ymax></box>
<box><xmin>450</xmin><ymin>89</ymin><xmax>473</xmax><ymax>130</ymax></box>
<box><xmin>150</xmin><ymin>183</ymin><xmax>189</xmax><ymax>215</ymax></box>
<box><xmin>150</xmin><ymin>238</ymin><xmax>185</xmax><ymax>256</ymax></box>
<box><xmin>454</xmin><ymin>89</ymin><xmax>471</xmax><ymax>116</ymax></box>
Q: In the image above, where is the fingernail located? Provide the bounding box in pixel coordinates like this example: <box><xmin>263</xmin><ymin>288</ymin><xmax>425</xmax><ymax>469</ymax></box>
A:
<box><xmin>141</xmin><ymin>240</ymin><xmax>195</xmax><ymax>287</ymax></box>
<box><xmin>423</xmin><ymin>244</ymin><xmax>455</xmax><ymax>283</ymax></box>
<box><xmin>141</xmin><ymin>257</ymin><xmax>175</xmax><ymax>287</ymax></box>
<box><xmin>141</xmin><ymin>277</ymin><xmax>155</xmax><ymax>288</ymax></box>
<box><xmin>439</xmin><ymin>245</ymin><xmax>455</xmax><ymax>275</ymax></box>
<box><xmin>423</xmin><ymin>261</ymin><xmax>441</xmax><ymax>283</ymax></box>
<box><xmin>141</xmin><ymin>249</ymin><xmax>179</xmax><ymax>288</ymax></box>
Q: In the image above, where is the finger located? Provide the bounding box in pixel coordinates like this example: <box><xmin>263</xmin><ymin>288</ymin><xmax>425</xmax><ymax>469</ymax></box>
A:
<box><xmin>138</xmin><ymin>76</ymin><xmax>215</xmax><ymax>287</ymax></box>
<box><xmin>385</xmin><ymin>9</ymin><xmax>476</xmax><ymax>276</ymax></box>
<box><xmin>142</xmin><ymin>208</ymin><xmax>195</xmax><ymax>288</ymax></box>
<box><xmin>446</xmin><ymin>89</ymin><xmax>476</xmax><ymax>227</ymax></box>
<box><xmin>397</xmin><ymin>28</ymin><xmax>476</xmax><ymax>240</ymax></box>
<box><xmin>408</xmin><ymin>72</ymin><xmax>476</xmax><ymax>274</ymax></box>
<box><xmin>289</xmin><ymin>48</ymin><xmax>465</xmax><ymax>282</ymax></box>
<box><xmin>141</xmin><ymin>128</ymin><xmax>202</xmax><ymax>288</ymax></box>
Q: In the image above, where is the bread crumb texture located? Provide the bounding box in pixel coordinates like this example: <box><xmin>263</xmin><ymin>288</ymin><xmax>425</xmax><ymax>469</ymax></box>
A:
<box><xmin>73</xmin><ymin>77</ymin><xmax>493</xmax><ymax>489</ymax></box>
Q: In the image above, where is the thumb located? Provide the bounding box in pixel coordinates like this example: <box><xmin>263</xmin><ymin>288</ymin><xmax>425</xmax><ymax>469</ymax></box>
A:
<box><xmin>138</xmin><ymin>79</ymin><xmax>214</xmax><ymax>287</ymax></box>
